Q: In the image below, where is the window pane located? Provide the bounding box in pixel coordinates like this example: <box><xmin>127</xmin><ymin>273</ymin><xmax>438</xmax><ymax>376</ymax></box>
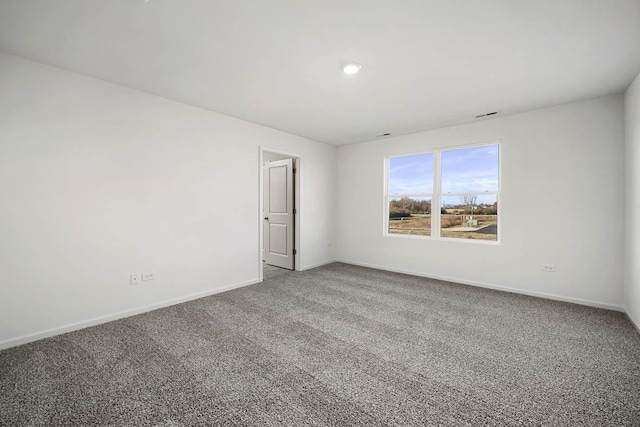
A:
<box><xmin>389</xmin><ymin>153</ymin><xmax>433</xmax><ymax>195</ymax></box>
<box><xmin>441</xmin><ymin>145</ymin><xmax>499</xmax><ymax>193</ymax></box>
<box><xmin>440</xmin><ymin>194</ymin><xmax>498</xmax><ymax>241</ymax></box>
<box><xmin>388</xmin><ymin>197</ymin><xmax>432</xmax><ymax>236</ymax></box>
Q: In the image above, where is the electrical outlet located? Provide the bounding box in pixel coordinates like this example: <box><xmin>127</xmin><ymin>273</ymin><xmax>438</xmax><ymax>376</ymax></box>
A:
<box><xmin>142</xmin><ymin>272</ymin><xmax>156</xmax><ymax>281</ymax></box>
<box><xmin>130</xmin><ymin>273</ymin><xmax>142</xmax><ymax>285</ymax></box>
<box><xmin>542</xmin><ymin>264</ymin><xmax>555</xmax><ymax>273</ymax></box>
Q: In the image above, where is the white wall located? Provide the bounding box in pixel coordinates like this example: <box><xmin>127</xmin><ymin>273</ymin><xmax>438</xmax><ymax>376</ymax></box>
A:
<box><xmin>0</xmin><ymin>53</ymin><xmax>336</xmax><ymax>348</ymax></box>
<box><xmin>625</xmin><ymin>72</ymin><xmax>640</xmax><ymax>328</ymax></box>
<box><xmin>337</xmin><ymin>95</ymin><xmax>625</xmax><ymax>310</ymax></box>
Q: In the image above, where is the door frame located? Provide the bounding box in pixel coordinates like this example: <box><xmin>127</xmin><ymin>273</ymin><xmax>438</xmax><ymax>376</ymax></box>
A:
<box><xmin>259</xmin><ymin>147</ymin><xmax>302</xmax><ymax>282</ymax></box>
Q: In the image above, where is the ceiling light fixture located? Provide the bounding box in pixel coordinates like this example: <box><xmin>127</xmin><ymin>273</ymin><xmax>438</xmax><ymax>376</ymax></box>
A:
<box><xmin>342</xmin><ymin>63</ymin><xmax>362</xmax><ymax>75</ymax></box>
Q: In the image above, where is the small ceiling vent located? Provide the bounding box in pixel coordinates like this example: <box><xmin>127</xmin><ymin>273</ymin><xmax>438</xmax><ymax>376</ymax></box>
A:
<box><xmin>475</xmin><ymin>111</ymin><xmax>499</xmax><ymax>119</ymax></box>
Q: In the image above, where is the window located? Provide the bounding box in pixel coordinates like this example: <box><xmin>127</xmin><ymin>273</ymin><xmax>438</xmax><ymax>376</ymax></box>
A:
<box><xmin>388</xmin><ymin>153</ymin><xmax>433</xmax><ymax>236</ymax></box>
<box><xmin>385</xmin><ymin>143</ymin><xmax>499</xmax><ymax>242</ymax></box>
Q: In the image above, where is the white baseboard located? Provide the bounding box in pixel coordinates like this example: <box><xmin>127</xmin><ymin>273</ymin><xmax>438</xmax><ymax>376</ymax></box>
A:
<box><xmin>624</xmin><ymin>308</ymin><xmax>640</xmax><ymax>335</ymax></box>
<box><xmin>336</xmin><ymin>258</ymin><xmax>625</xmax><ymax>312</ymax></box>
<box><xmin>301</xmin><ymin>259</ymin><xmax>337</xmax><ymax>271</ymax></box>
<box><xmin>3</xmin><ymin>261</ymin><xmax>632</xmax><ymax>350</ymax></box>
<box><xmin>0</xmin><ymin>278</ymin><xmax>260</xmax><ymax>351</ymax></box>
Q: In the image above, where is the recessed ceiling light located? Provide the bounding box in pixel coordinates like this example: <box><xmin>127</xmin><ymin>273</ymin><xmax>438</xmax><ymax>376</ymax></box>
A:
<box><xmin>342</xmin><ymin>63</ymin><xmax>362</xmax><ymax>75</ymax></box>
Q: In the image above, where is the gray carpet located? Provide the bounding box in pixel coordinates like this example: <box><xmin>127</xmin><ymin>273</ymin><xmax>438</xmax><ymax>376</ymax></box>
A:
<box><xmin>1</xmin><ymin>263</ymin><xmax>639</xmax><ymax>426</ymax></box>
<box><xmin>263</xmin><ymin>262</ymin><xmax>291</xmax><ymax>280</ymax></box>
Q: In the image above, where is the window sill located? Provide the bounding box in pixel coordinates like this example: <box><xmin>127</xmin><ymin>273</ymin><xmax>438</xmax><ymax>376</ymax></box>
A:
<box><xmin>384</xmin><ymin>232</ymin><xmax>500</xmax><ymax>245</ymax></box>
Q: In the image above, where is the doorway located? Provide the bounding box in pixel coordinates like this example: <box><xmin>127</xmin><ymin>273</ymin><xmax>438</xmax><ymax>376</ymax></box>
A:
<box><xmin>260</xmin><ymin>149</ymin><xmax>300</xmax><ymax>281</ymax></box>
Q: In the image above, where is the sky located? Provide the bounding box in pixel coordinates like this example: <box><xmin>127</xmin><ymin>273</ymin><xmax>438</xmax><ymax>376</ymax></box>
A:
<box><xmin>389</xmin><ymin>144</ymin><xmax>499</xmax><ymax>205</ymax></box>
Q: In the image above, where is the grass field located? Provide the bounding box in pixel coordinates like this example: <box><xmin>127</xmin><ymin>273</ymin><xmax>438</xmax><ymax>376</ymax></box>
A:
<box><xmin>389</xmin><ymin>215</ymin><xmax>497</xmax><ymax>240</ymax></box>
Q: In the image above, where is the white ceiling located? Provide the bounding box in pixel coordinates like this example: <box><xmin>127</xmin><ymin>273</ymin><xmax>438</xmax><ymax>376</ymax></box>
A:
<box><xmin>1</xmin><ymin>0</ymin><xmax>639</xmax><ymax>145</ymax></box>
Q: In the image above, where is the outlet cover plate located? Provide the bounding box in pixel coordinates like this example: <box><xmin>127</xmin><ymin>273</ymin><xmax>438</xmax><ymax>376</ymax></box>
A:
<box><xmin>130</xmin><ymin>273</ymin><xmax>142</xmax><ymax>285</ymax></box>
<box><xmin>142</xmin><ymin>272</ymin><xmax>156</xmax><ymax>281</ymax></box>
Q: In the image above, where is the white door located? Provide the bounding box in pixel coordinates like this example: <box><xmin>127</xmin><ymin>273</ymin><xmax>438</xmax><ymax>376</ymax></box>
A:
<box><xmin>264</xmin><ymin>158</ymin><xmax>295</xmax><ymax>270</ymax></box>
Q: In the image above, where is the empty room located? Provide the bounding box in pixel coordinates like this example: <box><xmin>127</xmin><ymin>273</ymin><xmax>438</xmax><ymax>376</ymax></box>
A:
<box><xmin>1</xmin><ymin>1</ymin><xmax>640</xmax><ymax>425</ymax></box>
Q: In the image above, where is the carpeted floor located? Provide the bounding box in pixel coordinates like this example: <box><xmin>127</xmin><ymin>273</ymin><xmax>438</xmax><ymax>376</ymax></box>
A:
<box><xmin>1</xmin><ymin>263</ymin><xmax>639</xmax><ymax>426</ymax></box>
<box><xmin>263</xmin><ymin>262</ymin><xmax>291</xmax><ymax>280</ymax></box>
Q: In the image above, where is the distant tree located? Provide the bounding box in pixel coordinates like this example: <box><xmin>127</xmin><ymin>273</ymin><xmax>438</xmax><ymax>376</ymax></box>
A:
<box><xmin>389</xmin><ymin>197</ymin><xmax>431</xmax><ymax>217</ymax></box>
<box><xmin>461</xmin><ymin>195</ymin><xmax>477</xmax><ymax>217</ymax></box>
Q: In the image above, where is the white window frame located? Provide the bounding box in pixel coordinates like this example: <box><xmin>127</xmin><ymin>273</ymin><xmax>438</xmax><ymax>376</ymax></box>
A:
<box><xmin>384</xmin><ymin>141</ymin><xmax>501</xmax><ymax>245</ymax></box>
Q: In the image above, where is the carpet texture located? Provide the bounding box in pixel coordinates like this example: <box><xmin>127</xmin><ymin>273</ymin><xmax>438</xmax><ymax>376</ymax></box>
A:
<box><xmin>1</xmin><ymin>263</ymin><xmax>639</xmax><ymax>426</ymax></box>
<box><xmin>263</xmin><ymin>263</ymin><xmax>291</xmax><ymax>281</ymax></box>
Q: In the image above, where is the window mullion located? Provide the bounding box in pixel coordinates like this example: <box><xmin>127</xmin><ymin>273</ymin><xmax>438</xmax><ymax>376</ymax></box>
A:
<box><xmin>433</xmin><ymin>149</ymin><xmax>441</xmax><ymax>238</ymax></box>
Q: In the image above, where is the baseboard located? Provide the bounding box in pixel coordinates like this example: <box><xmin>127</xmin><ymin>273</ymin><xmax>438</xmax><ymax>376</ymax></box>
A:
<box><xmin>301</xmin><ymin>259</ymin><xmax>337</xmax><ymax>271</ymax></box>
<box><xmin>0</xmin><ymin>278</ymin><xmax>260</xmax><ymax>351</ymax></box>
<box><xmin>336</xmin><ymin>258</ymin><xmax>625</xmax><ymax>312</ymax></box>
<box><xmin>624</xmin><ymin>309</ymin><xmax>640</xmax><ymax>335</ymax></box>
